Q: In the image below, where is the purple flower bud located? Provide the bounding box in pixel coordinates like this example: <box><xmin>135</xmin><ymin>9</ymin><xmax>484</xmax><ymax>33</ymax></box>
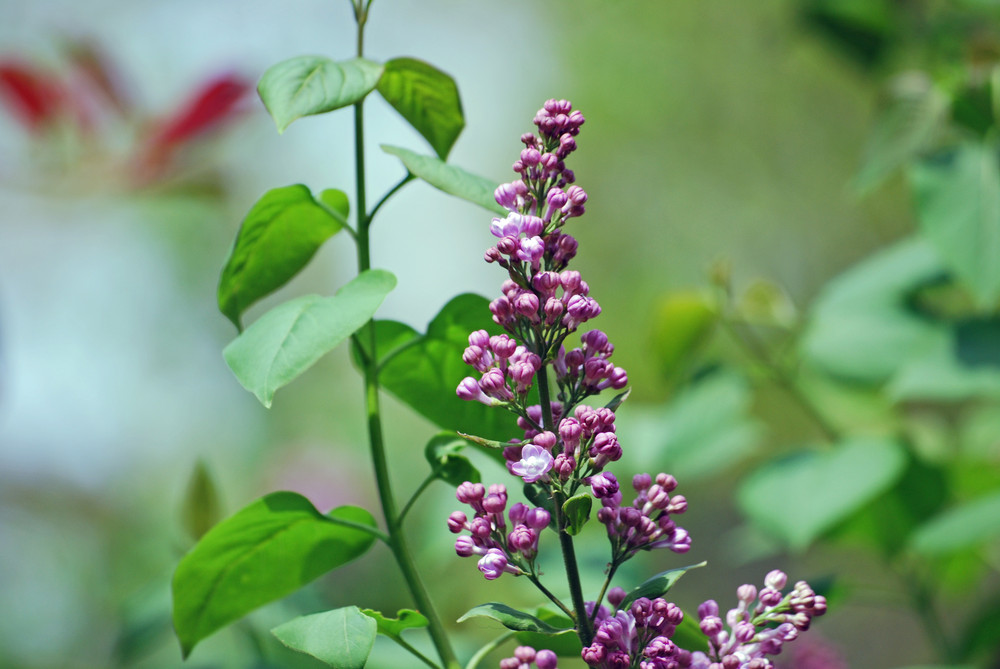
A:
<box><xmin>513</xmin><ymin>291</ymin><xmax>540</xmax><ymax>317</ymax></box>
<box><xmin>509</xmin><ymin>360</ymin><xmax>537</xmax><ymax>391</ymax></box>
<box><xmin>480</xmin><ymin>368</ymin><xmax>513</xmax><ymax>401</ymax></box>
<box><xmin>508</xmin><ymin>502</ymin><xmax>528</xmax><ymax>524</ymax></box>
<box><xmin>734</xmin><ymin>620</ymin><xmax>756</xmax><ymax>643</ymax></box>
<box><xmin>517</xmin><ymin>236</ymin><xmax>546</xmax><ymax>263</ymax></box>
<box><xmin>477</xmin><ymin>548</ymin><xmax>508</xmax><ymax>580</ymax></box>
<box><xmin>566</xmin><ymin>185</ymin><xmax>588</xmax><ymax>206</ymax></box>
<box><xmin>456</xmin><ymin>482</ymin><xmax>485</xmax><ymax>504</ymax></box>
<box><xmin>526</xmin><ymin>507</ymin><xmax>551</xmax><ymax>530</ymax></box>
<box><xmin>532</xmin><ymin>271</ymin><xmax>561</xmax><ymax>296</ymax></box>
<box><xmin>620</xmin><ymin>506</ymin><xmax>641</xmax><ymax>526</ymax></box>
<box><xmin>765</xmin><ymin>569</ymin><xmax>787</xmax><ymax>590</ymax></box>
<box><xmin>560</xmin><ymin>270</ymin><xmax>582</xmax><ymax>293</ymax></box>
<box><xmin>533</xmin><ymin>431</ymin><xmax>557</xmax><ymax>449</ymax></box>
<box><xmin>590</xmin><ymin>471</ymin><xmax>620</xmax><ymax>498</ymax></box>
<box><xmin>490</xmin><ymin>296</ymin><xmax>512</xmax><ymax>321</ymax></box>
<box><xmin>633</xmin><ymin>473</ymin><xmax>652</xmax><ymax>491</ymax></box>
<box><xmin>483</xmin><ymin>493</ymin><xmax>507</xmax><ymax>515</ymax></box>
<box><xmin>469</xmin><ymin>516</ymin><xmax>492</xmax><ymax>538</ymax></box>
<box><xmin>456</xmin><ymin>377</ymin><xmax>491</xmax><ymax>405</ymax></box>
<box><xmin>536</xmin><ymin>649</ymin><xmax>558</xmax><ymax>669</ymax></box>
<box><xmin>508</xmin><ymin>524</ymin><xmax>538</xmax><ymax>555</ymax></box>
<box><xmin>497</xmin><ymin>236</ymin><xmax>519</xmax><ymax>256</ymax></box>
<box><xmin>447</xmin><ymin>511</ymin><xmax>467</xmax><ymax>533</ymax></box>
<box><xmin>521</xmin><ymin>148</ymin><xmax>542</xmax><ymax>167</ymax></box>
<box><xmin>547</xmin><ymin>187</ymin><xmax>568</xmax><ymax>210</ymax></box>
<box><xmin>455</xmin><ymin>535</ymin><xmax>476</xmax><ymax>557</ymax></box>
<box><xmin>698</xmin><ymin>600</ymin><xmax>720</xmax><ymax>619</ymax></box>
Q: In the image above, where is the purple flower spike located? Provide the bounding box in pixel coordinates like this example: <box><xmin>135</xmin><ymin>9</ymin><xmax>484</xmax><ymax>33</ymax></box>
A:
<box><xmin>511</xmin><ymin>444</ymin><xmax>554</xmax><ymax>483</ymax></box>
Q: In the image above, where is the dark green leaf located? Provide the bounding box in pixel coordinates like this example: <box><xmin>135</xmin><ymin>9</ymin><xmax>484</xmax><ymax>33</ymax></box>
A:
<box><xmin>738</xmin><ymin>437</ymin><xmax>907</xmax><ymax>551</ymax></box>
<box><xmin>218</xmin><ymin>185</ymin><xmax>345</xmax><ymax>330</ymax></box>
<box><xmin>381</xmin><ymin>145</ymin><xmax>506</xmax><ymax>215</ymax></box>
<box><xmin>910</xmin><ymin>490</ymin><xmax>1000</xmax><ymax>556</ymax></box>
<box><xmin>223</xmin><ymin>270</ymin><xmax>396</xmax><ymax>407</ymax></box>
<box><xmin>350</xmin><ymin>320</ymin><xmax>420</xmax><ymax>370</ymax></box>
<box><xmin>359</xmin><ymin>608</ymin><xmax>428</xmax><ymax>640</ymax></box>
<box><xmin>424</xmin><ymin>433</ymin><xmax>481</xmax><ymax>486</ymax></box>
<box><xmin>955</xmin><ymin>317</ymin><xmax>1000</xmax><ymax>369</ymax></box>
<box><xmin>514</xmin><ymin>609</ymin><xmax>582</xmax><ymax>657</ymax></box>
<box><xmin>377</xmin><ymin>57</ymin><xmax>464</xmax><ymax>159</ymax></box>
<box><xmin>377</xmin><ymin>293</ymin><xmax>514</xmax><ymax>443</ymax></box>
<box><xmin>909</xmin><ymin>143</ymin><xmax>1000</xmax><ymax>308</ymax></box>
<box><xmin>172</xmin><ymin>494</ymin><xmax>377</xmax><ymax>657</ymax></box>
<box><xmin>670</xmin><ymin>612</ymin><xmax>709</xmax><ymax>655</ymax></box>
<box><xmin>457</xmin><ymin>603</ymin><xmax>572</xmax><ymax>634</ymax></box>
<box><xmin>561</xmin><ymin>494</ymin><xmax>592</xmax><ymax>536</ymax></box>
<box><xmin>618</xmin><ymin>562</ymin><xmax>707</xmax><ymax>611</ymax></box>
<box><xmin>603</xmin><ymin>388</ymin><xmax>631</xmax><ymax>413</ymax></box>
<box><xmin>271</xmin><ymin>606</ymin><xmax>376</xmax><ymax>668</ymax></box>
<box><xmin>180</xmin><ymin>460</ymin><xmax>222</xmax><ymax>542</ymax></box>
<box><xmin>961</xmin><ymin>595</ymin><xmax>1000</xmax><ymax>662</ymax></box>
<box><xmin>258</xmin><ymin>56</ymin><xmax>383</xmax><ymax>132</ymax></box>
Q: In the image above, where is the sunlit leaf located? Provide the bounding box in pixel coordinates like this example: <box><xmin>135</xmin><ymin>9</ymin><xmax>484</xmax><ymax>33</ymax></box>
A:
<box><xmin>259</xmin><ymin>56</ymin><xmax>383</xmax><ymax>132</ymax></box>
<box><xmin>223</xmin><ymin>270</ymin><xmax>395</xmax><ymax>407</ymax></box>
<box><xmin>382</xmin><ymin>144</ymin><xmax>505</xmax><ymax>215</ymax></box>
<box><xmin>271</xmin><ymin>606</ymin><xmax>376</xmax><ymax>668</ymax></box>
<box><xmin>360</xmin><ymin>608</ymin><xmax>428</xmax><ymax>639</ymax></box>
<box><xmin>218</xmin><ymin>185</ymin><xmax>346</xmax><ymax>329</ymax></box>
<box><xmin>377</xmin><ymin>57</ymin><xmax>464</xmax><ymax>159</ymax></box>
<box><xmin>172</xmin><ymin>494</ymin><xmax>377</xmax><ymax>657</ymax></box>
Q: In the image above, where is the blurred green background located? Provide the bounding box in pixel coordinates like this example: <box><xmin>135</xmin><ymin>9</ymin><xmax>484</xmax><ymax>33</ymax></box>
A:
<box><xmin>2</xmin><ymin>1</ymin><xmax>998</xmax><ymax>668</ymax></box>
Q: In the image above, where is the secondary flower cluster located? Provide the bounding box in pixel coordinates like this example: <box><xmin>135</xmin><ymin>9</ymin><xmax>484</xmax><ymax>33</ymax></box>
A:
<box><xmin>595</xmin><ymin>472</ymin><xmax>691</xmax><ymax>563</ymax></box>
<box><xmin>458</xmin><ymin>330</ymin><xmax>542</xmax><ymax>406</ymax></box>
<box><xmin>500</xmin><ymin>647</ymin><xmax>559</xmax><ymax>669</ymax></box>
<box><xmin>691</xmin><ymin>571</ymin><xmax>827</xmax><ymax>669</ymax></box>
<box><xmin>448</xmin><ymin>482</ymin><xmax>551</xmax><ymax>580</ymax></box>
<box><xmin>583</xmin><ymin>591</ymin><xmax>692</xmax><ymax>669</ymax></box>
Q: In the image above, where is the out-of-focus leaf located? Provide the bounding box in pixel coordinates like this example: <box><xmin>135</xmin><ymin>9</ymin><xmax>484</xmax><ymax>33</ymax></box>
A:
<box><xmin>618</xmin><ymin>563</ymin><xmax>707</xmax><ymax>612</ymax></box>
<box><xmin>424</xmin><ymin>432</ymin><xmax>481</xmax><ymax>486</ymax></box>
<box><xmin>172</xmin><ymin>494</ymin><xmax>377</xmax><ymax>657</ymax></box>
<box><xmin>620</xmin><ymin>371</ymin><xmax>759</xmax><ymax>481</ymax></box>
<box><xmin>909</xmin><ymin>142</ymin><xmax>1000</xmax><ymax>308</ymax></box>
<box><xmin>458</xmin><ymin>603</ymin><xmax>571</xmax><ymax>634</ymax></box>
<box><xmin>514</xmin><ymin>609</ymin><xmax>581</xmax><ymax>657</ymax></box>
<box><xmin>961</xmin><ymin>595</ymin><xmax>1000</xmax><ymax>662</ymax></box>
<box><xmin>377</xmin><ymin>57</ymin><xmax>464</xmax><ymax>159</ymax></box>
<box><xmin>737</xmin><ymin>279</ymin><xmax>797</xmax><ymax>327</ymax></box>
<box><xmin>671</xmin><ymin>611</ymin><xmax>709</xmax><ymax>655</ymax></box>
<box><xmin>381</xmin><ymin>144</ymin><xmax>506</xmax><ymax>215</ymax></box>
<box><xmin>223</xmin><ymin>270</ymin><xmax>395</xmax><ymax>407</ymax></box>
<box><xmin>802</xmin><ymin>0</ymin><xmax>896</xmax><ymax>66</ymax></box>
<box><xmin>271</xmin><ymin>606</ymin><xmax>376</xmax><ymax>668</ymax></box>
<box><xmin>561</xmin><ymin>494</ymin><xmax>592</xmax><ymax>536</ymax></box>
<box><xmin>359</xmin><ymin>608</ymin><xmax>428</xmax><ymax>640</ymax></box>
<box><xmin>648</xmin><ymin>291</ymin><xmax>717</xmax><ymax>378</ymax></box>
<box><xmin>738</xmin><ymin>437</ymin><xmax>907</xmax><ymax>552</ymax></box>
<box><xmin>377</xmin><ymin>293</ymin><xmax>513</xmax><ymax>442</ymax></box>
<box><xmin>955</xmin><ymin>318</ymin><xmax>1000</xmax><ymax>369</ymax></box>
<box><xmin>910</xmin><ymin>490</ymin><xmax>1000</xmax><ymax>556</ymax></box>
<box><xmin>258</xmin><ymin>56</ymin><xmax>383</xmax><ymax>132</ymax></box>
<box><xmin>218</xmin><ymin>185</ymin><xmax>346</xmax><ymax>329</ymax></box>
<box><xmin>181</xmin><ymin>460</ymin><xmax>222</xmax><ymax>542</ymax></box>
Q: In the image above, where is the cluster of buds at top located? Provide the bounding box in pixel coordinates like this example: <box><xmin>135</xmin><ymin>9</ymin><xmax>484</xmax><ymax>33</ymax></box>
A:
<box><xmin>594</xmin><ymin>472</ymin><xmax>691</xmax><ymax>564</ymax></box>
<box><xmin>458</xmin><ymin>330</ymin><xmax>541</xmax><ymax>406</ymax></box>
<box><xmin>582</xmin><ymin>590</ymin><xmax>692</xmax><ymax>669</ymax></box>
<box><xmin>691</xmin><ymin>571</ymin><xmax>827</xmax><ymax>669</ymax></box>
<box><xmin>500</xmin><ymin>646</ymin><xmax>559</xmax><ymax>669</ymax></box>
<box><xmin>448</xmin><ymin>482</ymin><xmax>551</xmax><ymax>580</ymax></box>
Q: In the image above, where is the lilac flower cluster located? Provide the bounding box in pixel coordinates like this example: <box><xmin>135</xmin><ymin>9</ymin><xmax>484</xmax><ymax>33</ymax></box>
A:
<box><xmin>582</xmin><ymin>591</ymin><xmax>692</xmax><ymax>669</ymax></box>
<box><xmin>594</xmin><ymin>473</ymin><xmax>691</xmax><ymax>564</ymax></box>
<box><xmin>458</xmin><ymin>330</ymin><xmax>542</xmax><ymax>406</ymax></box>
<box><xmin>500</xmin><ymin>646</ymin><xmax>559</xmax><ymax>669</ymax></box>
<box><xmin>691</xmin><ymin>571</ymin><xmax>827</xmax><ymax>669</ymax></box>
<box><xmin>448</xmin><ymin>482</ymin><xmax>551</xmax><ymax>580</ymax></box>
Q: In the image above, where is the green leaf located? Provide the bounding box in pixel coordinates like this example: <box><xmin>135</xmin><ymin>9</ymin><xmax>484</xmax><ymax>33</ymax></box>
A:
<box><xmin>381</xmin><ymin>145</ymin><xmax>506</xmax><ymax>215</ymax></box>
<box><xmin>172</xmin><ymin>494</ymin><xmax>377</xmax><ymax>657</ymax></box>
<box><xmin>377</xmin><ymin>57</ymin><xmax>464</xmax><ymax>159</ymax></box>
<box><xmin>523</xmin><ymin>483</ymin><xmax>556</xmax><ymax>527</ymax></box>
<box><xmin>738</xmin><ymin>437</ymin><xmax>908</xmax><ymax>551</ymax></box>
<box><xmin>359</xmin><ymin>608</ymin><xmax>428</xmax><ymax>640</ymax></box>
<box><xmin>218</xmin><ymin>185</ymin><xmax>346</xmax><ymax>330</ymax></box>
<box><xmin>649</xmin><ymin>291</ymin><xmax>717</xmax><ymax>378</ymax></box>
<box><xmin>514</xmin><ymin>609</ymin><xmax>582</xmax><ymax>657</ymax></box>
<box><xmin>350</xmin><ymin>320</ymin><xmax>420</xmax><ymax>370</ymax></box>
<box><xmin>377</xmin><ymin>293</ymin><xmax>514</xmax><ymax>442</ymax></box>
<box><xmin>224</xmin><ymin>270</ymin><xmax>396</xmax><ymax>407</ymax></box>
<box><xmin>318</xmin><ymin>188</ymin><xmax>350</xmax><ymax>225</ymax></box>
<box><xmin>909</xmin><ymin>142</ymin><xmax>1000</xmax><ymax>308</ymax></box>
<box><xmin>618</xmin><ymin>562</ymin><xmax>707</xmax><ymax>611</ymax></box>
<box><xmin>603</xmin><ymin>388</ymin><xmax>631</xmax><ymax>413</ymax></box>
<box><xmin>258</xmin><ymin>56</ymin><xmax>384</xmax><ymax>132</ymax></box>
<box><xmin>271</xmin><ymin>606</ymin><xmax>376</xmax><ymax>668</ymax></box>
<box><xmin>670</xmin><ymin>612</ymin><xmax>709</xmax><ymax>655</ymax></box>
<box><xmin>561</xmin><ymin>494</ymin><xmax>592</xmax><ymax>536</ymax></box>
<box><xmin>457</xmin><ymin>603</ymin><xmax>572</xmax><ymax>634</ymax></box>
<box><xmin>180</xmin><ymin>460</ymin><xmax>222</xmax><ymax>542</ymax></box>
<box><xmin>910</xmin><ymin>490</ymin><xmax>1000</xmax><ymax>556</ymax></box>
<box><xmin>425</xmin><ymin>433</ymin><xmax>482</xmax><ymax>486</ymax></box>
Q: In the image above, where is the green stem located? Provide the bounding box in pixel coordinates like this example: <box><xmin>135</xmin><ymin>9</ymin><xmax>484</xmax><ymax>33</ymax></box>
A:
<box><xmin>526</xmin><ymin>573</ymin><xmax>575</xmax><ymax>619</ymax></box>
<box><xmin>589</xmin><ymin>563</ymin><xmax>620</xmax><ymax>626</ymax></box>
<box><xmin>905</xmin><ymin>566</ymin><xmax>957</xmax><ymax>664</ymax></box>
<box><xmin>465</xmin><ymin>631</ymin><xmax>516</xmax><ymax>669</ymax></box>
<box><xmin>537</xmin><ymin>369</ymin><xmax>593</xmax><ymax>646</ymax></box>
<box><xmin>328</xmin><ymin>515</ymin><xmax>390</xmax><ymax>544</ymax></box>
<box><xmin>369</xmin><ymin>174</ymin><xmax>415</xmax><ymax>224</ymax></box>
<box><xmin>351</xmin><ymin>10</ymin><xmax>459</xmax><ymax>669</ymax></box>
<box><xmin>386</xmin><ymin>635</ymin><xmax>441</xmax><ymax>669</ymax></box>
<box><xmin>399</xmin><ymin>471</ymin><xmax>438</xmax><ymax>523</ymax></box>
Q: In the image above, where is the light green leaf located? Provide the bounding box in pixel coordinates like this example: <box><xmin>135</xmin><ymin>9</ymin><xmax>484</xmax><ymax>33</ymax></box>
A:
<box><xmin>561</xmin><ymin>494</ymin><xmax>592</xmax><ymax>536</ymax></box>
<box><xmin>360</xmin><ymin>608</ymin><xmax>429</xmax><ymax>640</ymax></box>
<box><xmin>378</xmin><ymin>57</ymin><xmax>464</xmax><ymax>159</ymax></box>
<box><xmin>910</xmin><ymin>490</ymin><xmax>1000</xmax><ymax>556</ymax></box>
<box><xmin>259</xmin><ymin>56</ymin><xmax>384</xmax><ymax>132</ymax></box>
<box><xmin>223</xmin><ymin>269</ymin><xmax>395</xmax><ymax>407</ymax></box>
<box><xmin>180</xmin><ymin>460</ymin><xmax>222</xmax><ymax>542</ymax></box>
<box><xmin>909</xmin><ymin>142</ymin><xmax>1000</xmax><ymax>307</ymax></box>
<box><xmin>172</xmin><ymin>494</ymin><xmax>377</xmax><ymax>657</ymax></box>
<box><xmin>618</xmin><ymin>562</ymin><xmax>707</xmax><ymax>611</ymax></box>
<box><xmin>318</xmin><ymin>188</ymin><xmax>350</xmax><ymax>225</ymax></box>
<box><xmin>218</xmin><ymin>185</ymin><xmax>345</xmax><ymax>330</ymax></box>
<box><xmin>381</xmin><ymin>144</ymin><xmax>506</xmax><ymax>215</ymax></box>
<box><xmin>738</xmin><ymin>437</ymin><xmax>908</xmax><ymax>551</ymax></box>
<box><xmin>271</xmin><ymin>606</ymin><xmax>376</xmax><ymax>668</ymax></box>
<box><xmin>458</xmin><ymin>603</ymin><xmax>572</xmax><ymax>634</ymax></box>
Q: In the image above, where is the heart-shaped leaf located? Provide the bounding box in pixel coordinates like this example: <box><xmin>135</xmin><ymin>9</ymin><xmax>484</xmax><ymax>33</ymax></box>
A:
<box><xmin>738</xmin><ymin>437</ymin><xmax>907</xmax><ymax>551</ymax></box>
<box><xmin>271</xmin><ymin>606</ymin><xmax>377</xmax><ymax>668</ymax></box>
<box><xmin>382</xmin><ymin>144</ymin><xmax>505</xmax><ymax>215</ymax></box>
<box><xmin>618</xmin><ymin>562</ymin><xmax>707</xmax><ymax>611</ymax></box>
<box><xmin>218</xmin><ymin>185</ymin><xmax>346</xmax><ymax>330</ymax></box>
<box><xmin>224</xmin><ymin>269</ymin><xmax>396</xmax><ymax>407</ymax></box>
<box><xmin>425</xmin><ymin>432</ymin><xmax>481</xmax><ymax>486</ymax></box>
<box><xmin>561</xmin><ymin>494</ymin><xmax>592</xmax><ymax>536</ymax></box>
<box><xmin>259</xmin><ymin>56</ymin><xmax>383</xmax><ymax>132</ymax></box>
<box><xmin>173</xmin><ymin>494</ymin><xmax>377</xmax><ymax>657</ymax></box>
<box><xmin>377</xmin><ymin>57</ymin><xmax>464</xmax><ymax>159</ymax></box>
<box><xmin>360</xmin><ymin>608</ymin><xmax>428</xmax><ymax>640</ymax></box>
<box><xmin>458</xmin><ymin>603</ymin><xmax>572</xmax><ymax>634</ymax></box>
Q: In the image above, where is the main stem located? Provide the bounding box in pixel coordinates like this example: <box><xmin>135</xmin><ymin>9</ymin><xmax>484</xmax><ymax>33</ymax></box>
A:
<box><xmin>537</xmin><ymin>369</ymin><xmax>594</xmax><ymax>646</ymax></box>
<box><xmin>353</xmin><ymin>10</ymin><xmax>459</xmax><ymax>669</ymax></box>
